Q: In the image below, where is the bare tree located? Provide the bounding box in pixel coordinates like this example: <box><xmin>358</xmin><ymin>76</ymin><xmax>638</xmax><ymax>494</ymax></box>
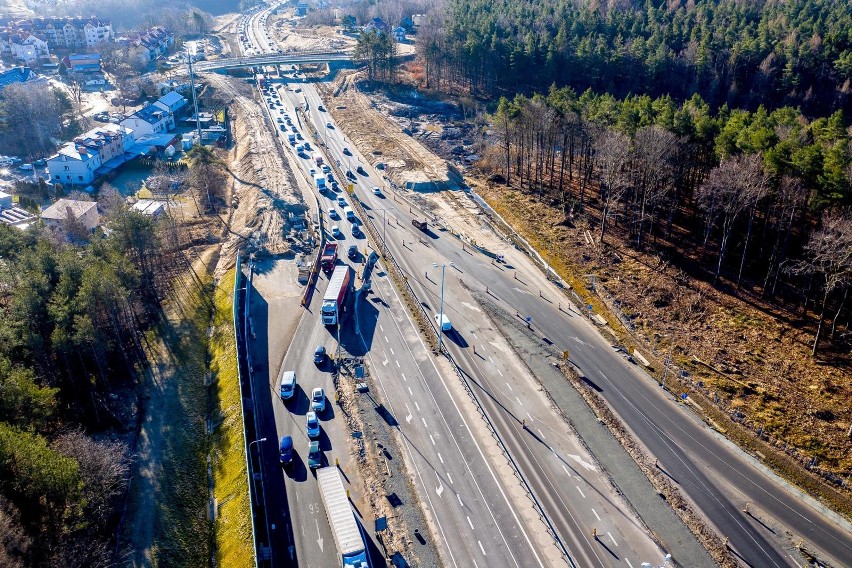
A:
<box><xmin>735</xmin><ymin>154</ymin><xmax>771</xmax><ymax>287</ymax></box>
<box><xmin>0</xmin><ymin>496</ymin><xmax>29</xmax><ymax>568</ymax></box>
<box><xmin>594</xmin><ymin>127</ymin><xmax>630</xmax><ymax>244</ymax></box>
<box><xmin>628</xmin><ymin>126</ymin><xmax>679</xmax><ymax>248</ymax></box>
<box><xmin>791</xmin><ymin>209</ymin><xmax>852</xmax><ymax>355</ymax></box>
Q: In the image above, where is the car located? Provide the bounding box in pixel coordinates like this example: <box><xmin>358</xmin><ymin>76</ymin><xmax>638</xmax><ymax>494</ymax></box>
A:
<box><xmin>277</xmin><ymin>117</ymin><xmax>283</xmax><ymax>123</ymax></box>
<box><xmin>326</xmin><ymin>122</ymin><xmax>333</xmax><ymax>129</ymax></box>
<box><xmin>309</xmin><ymin>168</ymin><xmax>316</xmax><ymax>176</ymax></box>
<box><xmin>303</xmin><ymin>142</ymin><xmax>311</xmax><ymax>150</ymax></box>
<box><xmin>279</xmin><ymin>370</ymin><xmax>296</xmax><ymax>399</ymax></box>
<box><xmin>331</xmin><ymin>182</ymin><xmax>340</xmax><ymax>192</ymax></box>
<box><xmin>307</xmin><ymin>440</ymin><xmax>323</xmax><ymax>469</ymax></box>
<box><xmin>296</xmin><ymin>133</ymin><xmax>303</xmax><ymax>140</ymax></box>
<box><xmin>313</xmin><ymin>345</ymin><xmax>326</xmax><ymax>364</ymax></box>
<box><xmin>322</xmin><ymin>164</ymin><xmax>331</xmax><ymax>173</ymax></box>
<box><xmin>18</xmin><ymin>163</ymin><xmax>33</xmax><ymax>171</ymax></box>
<box><xmin>331</xmin><ymin>225</ymin><xmax>342</xmax><ymax>238</ymax></box>
<box><xmin>318</xmin><ymin>105</ymin><xmax>325</xmax><ymax>111</ymax></box>
<box><xmin>347</xmin><ymin>244</ymin><xmax>358</xmax><ymax>260</ymax></box>
<box><xmin>329</xmin><ymin>209</ymin><xmax>339</xmax><ymax>220</ymax></box>
<box><xmin>336</xmin><ymin>196</ymin><xmax>346</xmax><ymax>207</ymax></box>
<box><xmin>371</xmin><ymin>186</ymin><xmax>382</xmax><ymax>196</ymax></box>
<box><xmin>279</xmin><ymin>125</ymin><xmax>286</xmax><ymax>132</ymax></box>
<box><xmin>306</xmin><ymin>411</ymin><xmax>320</xmax><ymax>438</ymax></box>
<box><xmin>351</xmin><ymin>224</ymin><xmax>362</xmax><ymax>237</ymax></box>
<box><xmin>311</xmin><ymin>387</ymin><xmax>326</xmax><ymax>412</ymax></box>
<box><xmin>356</xmin><ymin>165</ymin><xmax>367</xmax><ymax>175</ymax></box>
<box><xmin>326</xmin><ymin>174</ymin><xmax>334</xmax><ymax>183</ymax></box>
<box><xmin>279</xmin><ymin>435</ymin><xmax>293</xmax><ymax>465</ymax></box>
<box><xmin>32</xmin><ymin>159</ymin><xmax>46</xmax><ymax>167</ymax></box>
<box><xmin>342</xmin><ymin>147</ymin><xmax>351</xmax><ymax>156</ymax></box>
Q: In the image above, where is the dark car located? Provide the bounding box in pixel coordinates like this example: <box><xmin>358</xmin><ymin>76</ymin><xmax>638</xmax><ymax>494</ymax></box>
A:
<box><xmin>279</xmin><ymin>436</ymin><xmax>293</xmax><ymax>465</ymax></box>
<box><xmin>313</xmin><ymin>345</ymin><xmax>326</xmax><ymax>364</ymax></box>
<box><xmin>356</xmin><ymin>165</ymin><xmax>366</xmax><ymax>175</ymax></box>
<box><xmin>351</xmin><ymin>224</ymin><xmax>362</xmax><ymax>237</ymax></box>
<box><xmin>307</xmin><ymin>440</ymin><xmax>323</xmax><ymax>469</ymax></box>
<box><xmin>347</xmin><ymin>244</ymin><xmax>357</xmax><ymax>260</ymax></box>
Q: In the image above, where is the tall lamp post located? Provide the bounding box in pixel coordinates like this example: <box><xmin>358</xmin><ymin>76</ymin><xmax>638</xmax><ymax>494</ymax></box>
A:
<box><xmin>248</xmin><ymin>437</ymin><xmax>267</xmax><ymax>501</ymax></box>
<box><xmin>662</xmin><ymin>337</ymin><xmax>675</xmax><ymax>392</ymax></box>
<box><xmin>432</xmin><ymin>262</ymin><xmax>454</xmax><ymax>352</ymax></box>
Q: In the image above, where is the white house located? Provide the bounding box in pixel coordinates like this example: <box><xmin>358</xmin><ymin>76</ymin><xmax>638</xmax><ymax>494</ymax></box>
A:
<box><xmin>47</xmin><ymin>123</ymin><xmax>135</xmax><ymax>186</ymax></box>
<box><xmin>6</xmin><ymin>34</ymin><xmax>49</xmax><ymax>63</ymax></box>
<box><xmin>153</xmin><ymin>90</ymin><xmax>187</xmax><ymax>115</ymax></box>
<box><xmin>41</xmin><ymin>199</ymin><xmax>99</xmax><ymax>231</ymax></box>
<box><xmin>121</xmin><ymin>103</ymin><xmax>174</xmax><ymax>137</ymax></box>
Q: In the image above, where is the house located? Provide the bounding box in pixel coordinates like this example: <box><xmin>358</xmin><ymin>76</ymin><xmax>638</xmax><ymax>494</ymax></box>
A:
<box><xmin>296</xmin><ymin>2</ymin><xmax>308</xmax><ymax>16</ymax></box>
<box><xmin>0</xmin><ymin>66</ymin><xmax>39</xmax><ymax>88</ymax></box>
<box><xmin>153</xmin><ymin>90</ymin><xmax>187</xmax><ymax>116</ymax></box>
<box><xmin>393</xmin><ymin>27</ymin><xmax>406</xmax><ymax>43</ymax></box>
<box><xmin>156</xmin><ymin>79</ymin><xmax>189</xmax><ymax>96</ymax></box>
<box><xmin>364</xmin><ymin>17</ymin><xmax>390</xmax><ymax>35</ymax></box>
<box><xmin>46</xmin><ymin>123</ymin><xmax>135</xmax><ymax>185</ymax></box>
<box><xmin>121</xmin><ymin>103</ymin><xmax>174</xmax><ymax>137</ymax></box>
<box><xmin>41</xmin><ymin>198</ymin><xmax>99</xmax><ymax>231</ymax></box>
<box><xmin>411</xmin><ymin>14</ymin><xmax>426</xmax><ymax>27</ymax></box>
<box><xmin>119</xmin><ymin>26</ymin><xmax>174</xmax><ymax>65</ymax></box>
<box><xmin>61</xmin><ymin>53</ymin><xmax>105</xmax><ymax>86</ymax></box>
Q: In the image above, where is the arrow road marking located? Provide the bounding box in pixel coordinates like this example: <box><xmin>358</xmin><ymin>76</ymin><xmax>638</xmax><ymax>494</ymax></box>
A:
<box><xmin>315</xmin><ymin>519</ymin><xmax>324</xmax><ymax>552</ymax></box>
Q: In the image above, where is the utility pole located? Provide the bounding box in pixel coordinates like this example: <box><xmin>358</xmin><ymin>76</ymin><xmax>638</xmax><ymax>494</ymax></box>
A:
<box><xmin>187</xmin><ymin>53</ymin><xmax>202</xmax><ymax>143</ymax></box>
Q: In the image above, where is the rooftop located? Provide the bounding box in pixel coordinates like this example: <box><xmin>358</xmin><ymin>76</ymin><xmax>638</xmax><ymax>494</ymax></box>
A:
<box><xmin>40</xmin><ymin>198</ymin><xmax>97</xmax><ymax>221</ymax></box>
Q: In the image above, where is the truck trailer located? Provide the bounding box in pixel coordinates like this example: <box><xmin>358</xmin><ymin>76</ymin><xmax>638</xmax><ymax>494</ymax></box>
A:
<box><xmin>316</xmin><ymin>467</ymin><xmax>370</xmax><ymax>568</ymax></box>
<box><xmin>321</xmin><ymin>265</ymin><xmax>350</xmax><ymax>326</ymax></box>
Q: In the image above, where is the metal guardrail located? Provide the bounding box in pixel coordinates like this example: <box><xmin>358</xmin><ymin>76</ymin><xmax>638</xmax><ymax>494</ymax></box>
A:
<box><xmin>195</xmin><ymin>50</ymin><xmax>351</xmax><ymax>71</ymax></box>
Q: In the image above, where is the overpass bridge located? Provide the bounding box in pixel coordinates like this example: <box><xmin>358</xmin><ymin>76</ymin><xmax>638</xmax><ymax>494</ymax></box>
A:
<box><xmin>193</xmin><ymin>50</ymin><xmax>353</xmax><ymax>72</ymax></box>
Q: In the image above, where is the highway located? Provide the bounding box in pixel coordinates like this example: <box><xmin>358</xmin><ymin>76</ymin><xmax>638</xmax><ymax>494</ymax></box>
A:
<box><xmin>292</xmin><ymin>84</ymin><xmax>852</xmax><ymax>567</ymax></box>
<box><xmin>292</xmin><ymin>83</ymin><xmax>670</xmax><ymax>567</ymax></box>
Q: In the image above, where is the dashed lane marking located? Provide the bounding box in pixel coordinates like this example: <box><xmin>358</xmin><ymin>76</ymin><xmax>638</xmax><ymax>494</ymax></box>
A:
<box><xmin>467</xmin><ymin>516</ymin><xmax>475</xmax><ymax>530</ymax></box>
<box><xmin>438</xmin><ymin>453</ymin><xmax>444</xmax><ymax>464</ymax></box>
<box><xmin>607</xmin><ymin>532</ymin><xmax>618</xmax><ymax>547</ymax></box>
<box><xmin>478</xmin><ymin>541</ymin><xmax>486</xmax><ymax>556</ymax></box>
<box><xmin>591</xmin><ymin>508</ymin><xmax>601</xmax><ymax>521</ymax></box>
<box><xmin>576</xmin><ymin>486</ymin><xmax>586</xmax><ymax>499</ymax></box>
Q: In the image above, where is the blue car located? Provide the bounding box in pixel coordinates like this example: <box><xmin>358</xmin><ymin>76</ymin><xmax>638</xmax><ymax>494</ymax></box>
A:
<box><xmin>314</xmin><ymin>345</ymin><xmax>326</xmax><ymax>364</ymax></box>
<box><xmin>279</xmin><ymin>435</ymin><xmax>293</xmax><ymax>465</ymax></box>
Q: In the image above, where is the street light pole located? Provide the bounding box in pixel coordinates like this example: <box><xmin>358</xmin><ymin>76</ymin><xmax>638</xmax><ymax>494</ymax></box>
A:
<box><xmin>662</xmin><ymin>340</ymin><xmax>675</xmax><ymax>391</ymax></box>
<box><xmin>247</xmin><ymin>437</ymin><xmax>267</xmax><ymax>505</ymax></box>
<box><xmin>432</xmin><ymin>262</ymin><xmax>453</xmax><ymax>352</ymax></box>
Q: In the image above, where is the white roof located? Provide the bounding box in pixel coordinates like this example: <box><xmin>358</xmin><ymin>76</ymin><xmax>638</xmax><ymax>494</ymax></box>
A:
<box><xmin>41</xmin><ymin>198</ymin><xmax>97</xmax><ymax>221</ymax></box>
<box><xmin>157</xmin><ymin>90</ymin><xmax>186</xmax><ymax>108</ymax></box>
<box><xmin>132</xmin><ymin>199</ymin><xmax>165</xmax><ymax>215</ymax></box>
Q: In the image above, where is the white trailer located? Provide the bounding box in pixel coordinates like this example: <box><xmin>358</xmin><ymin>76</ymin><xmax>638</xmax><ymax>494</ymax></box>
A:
<box><xmin>316</xmin><ymin>467</ymin><xmax>370</xmax><ymax>568</ymax></box>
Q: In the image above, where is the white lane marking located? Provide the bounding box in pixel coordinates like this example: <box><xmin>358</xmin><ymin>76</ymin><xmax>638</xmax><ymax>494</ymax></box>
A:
<box><xmin>562</xmin><ymin>464</ymin><xmax>571</xmax><ymax>476</ymax></box>
<box><xmin>471</xmin><ymin>331</ymin><xmax>477</xmax><ymax>337</ymax></box>
<box><xmin>489</xmin><ymin>356</ymin><xmax>494</xmax><ymax>363</ymax></box>
<box><xmin>607</xmin><ymin>532</ymin><xmax>618</xmax><ymax>547</ymax></box>
<box><xmin>401</xmin><ymin>373</ymin><xmax>406</xmax><ymax>381</ymax></box>
<box><xmin>415</xmin><ymin>401</ymin><xmax>421</xmax><ymax>412</ymax></box>
<box><xmin>537</xmin><ymin>429</ymin><xmax>545</xmax><ymax>440</ymax></box>
<box><xmin>396</xmin><ymin>360</ymin><xmax>400</xmax><ymax>368</ymax></box>
<box><xmin>467</xmin><ymin>516</ymin><xmax>475</xmax><ymax>530</ymax></box>
<box><xmin>421</xmin><ymin>417</ymin><xmax>428</xmax><ymax>428</ymax></box>
<box><xmin>379</xmin><ymin>325</ymin><xmax>384</xmax><ymax>332</ymax></box>
<box><xmin>516</xmin><ymin>397</ymin><xmax>523</xmax><ymax>406</ymax></box>
<box><xmin>625</xmin><ymin>560</ymin><xmax>634</xmax><ymax>568</ymax></box>
<box><xmin>447</xmin><ymin>471</ymin><xmax>453</xmax><ymax>484</ymax></box>
<box><xmin>506</xmin><ymin>382</ymin><xmax>513</xmax><ymax>391</ymax></box>
<box><xmin>576</xmin><ymin>486</ymin><xmax>586</xmax><ymax>499</ymax></box>
<box><xmin>526</xmin><ymin>412</ymin><xmax>533</xmax><ymax>422</ymax></box>
<box><xmin>408</xmin><ymin>387</ymin><xmax>413</xmax><ymax>395</ymax></box>
<box><xmin>438</xmin><ymin>453</ymin><xmax>444</xmax><ymax>464</ymax></box>
<box><xmin>457</xmin><ymin>493</ymin><xmax>463</xmax><ymax>506</ymax></box>
<box><xmin>497</xmin><ymin>368</ymin><xmax>503</xmax><ymax>377</ymax></box>
<box><xmin>489</xmin><ymin>341</ymin><xmax>508</xmax><ymax>353</ymax></box>
<box><xmin>429</xmin><ymin>434</ymin><xmax>436</xmax><ymax>446</ymax></box>
<box><xmin>567</xmin><ymin>454</ymin><xmax>599</xmax><ymax>472</ymax></box>
<box><xmin>478</xmin><ymin>541</ymin><xmax>487</xmax><ymax>556</ymax></box>
<box><xmin>384</xmin><ymin>335</ymin><xmax>389</xmax><ymax>342</ymax></box>
<box><xmin>513</xmin><ymin>287</ymin><xmax>530</xmax><ymax>294</ymax></box>
<box><xmin>591</xmin><ymin>508</ymin><xmax>601</xmax><ymax>521</ymax></box>
<box><xmin>390</xmin><ymin>348</ymin><xmax>395</xmax><ymax>355</ymax></box>
<box><xmin>460</xmin><ymin>301</ymin><xmax>481</xmax><ymax>312</ymax></box>
<box><xmin>382</xmin><ymin>359</ymin><xmax>388</xmax><ymax>366</ymax></box>
<box><xmin>436</xmin><ymin>479</ymin><xmax>444</xmax><ymax>497</ymax></box>
<box><xmin>405</xmin><ymin>403</ymin><xmax>413</xmax><ymax>424</ymax></box>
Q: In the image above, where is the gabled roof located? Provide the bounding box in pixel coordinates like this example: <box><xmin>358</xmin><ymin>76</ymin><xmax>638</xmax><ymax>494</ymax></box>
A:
<box><xmin>41</xmin><ymin>198</ymin><xmax>97</xmax><ymax>221</ymax></box>
<box><xmin>0</xmin><ymin>66</ymin><xmax>38</xmax><ymax>88</ymax></box>
<box><xmin>128</xmin><ymin>103</ymin><xmax>169</xmax><ymax>125</ymax></box>
<box><xmin>157</xmin><ymin>90</ymin><xmax>185</xmax><ymax>108</ymax></box>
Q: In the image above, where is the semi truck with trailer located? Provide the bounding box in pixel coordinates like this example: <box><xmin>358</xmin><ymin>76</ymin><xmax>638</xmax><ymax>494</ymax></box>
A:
<box><xmin>316</xmin><ymin>467</ymin><xmax>370</xmax><ymax>568</ymax></box>
<box><xmin>320</xmin><ymin>242</ymin><xmax>338</xmax><ymax>272</ymax></box>
<box><xmin>321</xmin><ymin>265</ymin><xmax>350</xmax><ymax>326</ymax></box>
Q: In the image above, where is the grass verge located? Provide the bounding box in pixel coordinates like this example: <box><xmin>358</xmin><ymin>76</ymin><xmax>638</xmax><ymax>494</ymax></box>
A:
<box><xmin>209</xmin><ymin>268</ymin><xmax>253</xmax><ymax>568</ymax></box>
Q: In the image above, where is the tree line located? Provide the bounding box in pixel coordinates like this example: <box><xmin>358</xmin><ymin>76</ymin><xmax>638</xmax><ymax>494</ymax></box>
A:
<box><xmin>487</xmin><ymin>87</ymin><xmax>851</xmax><ymax>354</ymax></box>
<box><xmin>419</xmin><ymin>0</ymin><xmax>852</xmax><ymax>116</ymax></box>
<box><xmin>0</xmin><ymin>140</ymin><xmax>231</xmax><ymax>565</ymax></box>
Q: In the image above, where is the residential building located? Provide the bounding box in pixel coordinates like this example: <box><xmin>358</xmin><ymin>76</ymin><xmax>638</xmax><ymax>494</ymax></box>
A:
<box><xmin>364</xmin><ymin>17</ymin><xmax>390</xmax><ymax>35</ymax></box>
<box><xmin>411</xmin><ymin>14</ymin><xmax>426</xmax><ymax>27</ymax></box>
<box><xmin>0</xmin><ymin>189</ymin><xmax>37</xmax><ymax>229</ymax></box>
<box><xmin>41</xmin><ymin>198</ymin><xmax>99</xmax><ymax>231</ymax></box>
<box><xmin>153</xmin><ymin>90</ymin><xmax>187</xmax><ymax>115</ymax></box>
<box><xmin>121</xmin><ymin>103</ymin><xmax>174</xmax><ymax>137</ymax></box>
<box><xmin>296</xmin><ymin>2</ymin><xmax>308</xmax><ymax>16</ymax></box>
<box><xmin>0</xmin><ymin>66</ymin><xmax>40</xmax><ymax>89</ymax></box>
<box><xmin>393</xmin><ymin>27</ymin><xmax>406</xmax><ymax>42</ymax></box>
<box><xmin>61</xmin><ymin>53</ymin><xmax>104</xmax><ymax>86</ymax></box>
<box><xmin>46</xmin><ymin>123</ymin><xmax>134</xmax><ymax>185</ymax></box>
<box><xmin>157</xmin><ymin>79</ymin><xmax>190</xmax><ymax>96</ymax></box>
<box><xmin>0</xmin><ymin>33</ymin><xmax>50</xmax><ymax>63</ymax></box>
<box><xmin>13</xmin><ymin>17</ymin><xmax>113</xmax><ymax>50</ymax></box>
<box><xmin>118</xmin><ymin>26</ymin><xmax>173</xmax><ymax>65</ymax></box>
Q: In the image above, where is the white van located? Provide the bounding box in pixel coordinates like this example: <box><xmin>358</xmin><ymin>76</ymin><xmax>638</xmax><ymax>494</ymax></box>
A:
<box><xmin>343</xmin><ymin>206</ymin><xmax>355</xmax><ymax>221</ymax></box>
<box><xmin>435</xmin><ymin>313</ymin><xmax>452</xmax><ymax>332</ymax></box>
<box><xmin>279</xmin><ymin>370</ymin><xmax>296</xmax><ymax>399</ymax></box>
